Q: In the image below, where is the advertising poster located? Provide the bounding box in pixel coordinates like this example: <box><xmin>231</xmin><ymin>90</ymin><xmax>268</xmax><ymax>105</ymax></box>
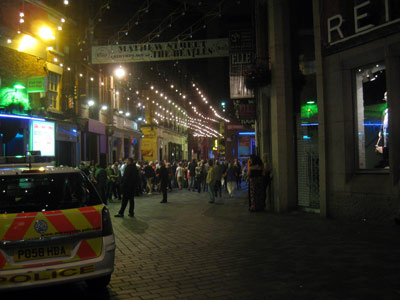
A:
<box><xmin>30</xmin><ymin>120</ymin><xmax>55</xmax><ymax>156</ymax></box>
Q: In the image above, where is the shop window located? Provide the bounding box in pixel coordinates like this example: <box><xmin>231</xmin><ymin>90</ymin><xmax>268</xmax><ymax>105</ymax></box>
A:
<box><xmin>354</xmin><ymin>62</ymin><xmax>388</xmax><ymax>169</ymax></box>
<box><xmin>48</xmin><ymin>91</ymin><xmax>57</xmax><ymax>109</ymax></box>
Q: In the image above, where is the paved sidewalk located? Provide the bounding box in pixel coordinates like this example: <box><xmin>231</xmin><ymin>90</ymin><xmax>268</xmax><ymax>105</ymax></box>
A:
<box><xmin>2</xmin><ymin>185</ymin><xmax>400</xmax><ymax>300</ymax></box>
<box><xmin>105</xmin><ymin>186</ymin><xmax>400</xmax><ymax>300</ymax></box>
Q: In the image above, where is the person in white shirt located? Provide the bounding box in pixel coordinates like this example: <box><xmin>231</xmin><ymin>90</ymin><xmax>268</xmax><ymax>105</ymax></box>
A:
<box><xmin>175</xmin><ymin>163</ymin><xmax>184</xmax><ymax>190</ymax></box>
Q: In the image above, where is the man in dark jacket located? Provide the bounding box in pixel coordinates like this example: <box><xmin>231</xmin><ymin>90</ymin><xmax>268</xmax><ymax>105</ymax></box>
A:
<box><xmin>159</xmin><ymin>161</ymin><xmax>169</xmax><ymax>203</ymax></box>
<box><xmin>188</xmin><ymin>159</ymin><xmax>197</xmax><ymax>191</ymax></box>
<box><xmin>115</xmin><ymin>157</ymin><xmax>138</xmax><ymax>217</ymax></box>
<box><xmin>95</xmin><ymin>163</ymin><xmax>108</xmax><ymax>205</ymax></box>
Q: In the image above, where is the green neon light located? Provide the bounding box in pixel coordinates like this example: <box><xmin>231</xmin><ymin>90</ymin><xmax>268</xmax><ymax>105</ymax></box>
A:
<box><xmin>13</xmin><ymin>84</ymin><xmax>26</xmax><ymax>90</ymax></box>
<box><xmin>301</xmin><ymin>103</ymin><xmax>318</xmax><ymax>119</ymax></box>
<box><xmin>306</xmin><ymin>100</ymin><xmax>315</xmax><ymax>104</ymax></box>
<box><xmin>0</xmin><ymin>85</ymin><xmax>31</xmax><ymax>110</ymax></box>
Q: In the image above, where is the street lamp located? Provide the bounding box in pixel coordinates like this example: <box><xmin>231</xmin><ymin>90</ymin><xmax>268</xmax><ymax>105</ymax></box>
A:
<box><xmin>38</xmin><ymin>26</ymin><xmax>54</xmax><ymax>40</ymax></box>
<box><xmin>114</xmin><ymin>66</ymin><xmax>126</xmax><ymax>79</ymax></box>
<box><xmin>88</xmin><ymin>100</ymin><xmax>95</xmax><ymax>107</ymax></box>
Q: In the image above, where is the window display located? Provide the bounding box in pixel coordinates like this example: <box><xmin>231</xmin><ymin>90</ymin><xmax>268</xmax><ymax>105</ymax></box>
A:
<box><xmin>354</xmin><ymin>62</ymin><xmax>388</xmax><ymax>169</ymax></box>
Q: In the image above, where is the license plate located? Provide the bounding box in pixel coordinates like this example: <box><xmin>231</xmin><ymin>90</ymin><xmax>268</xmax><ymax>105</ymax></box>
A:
<box><xmin>14</xmin><ymin>245</ymin><xmax>70</xmax><ymax>262</ymax></box>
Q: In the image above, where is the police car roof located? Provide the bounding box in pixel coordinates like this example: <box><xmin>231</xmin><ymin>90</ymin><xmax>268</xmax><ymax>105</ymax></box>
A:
<box><xmin>0</xmin><ymin>164</ymin><xmax>81</xmax><ymax>176</ymax></box>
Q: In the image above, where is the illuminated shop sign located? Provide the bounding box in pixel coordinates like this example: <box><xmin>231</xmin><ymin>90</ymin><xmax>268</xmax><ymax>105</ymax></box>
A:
<box><xmin>30</xmin><ymin>120</ymin><xmax>55</xmax><ymax>156</ymax></box>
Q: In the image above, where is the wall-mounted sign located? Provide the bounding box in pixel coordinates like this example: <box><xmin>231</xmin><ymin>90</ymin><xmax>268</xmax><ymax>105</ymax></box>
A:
<box><xmin>123</xmin><ymin>119</ymin><xmax>138</xmax><ymax>131</ymax></box>
<box><xmin>322</xmin><ymin>0</ymin><xmax>400</xmax><ymax>49</ymax></box>
<box><xmin>27</xmin><ymin>76</ymin><xmax>47</xmax><ymax>93</ymax></box>
<box><xmin>30</xmin><ymin>120</ymin><xmax>55</xmax><ymax>156</ymax></box>
<box><xmin>229</xmin><ymin>30</ymin><xmax>254</xmax><ymax>99</ymax></box>
<box><xmin>92</xmin><ymin>39</ymin><xmax>229</xmax><ymax>64</ymax></box>
<box><xmin>233</xmin><ymin>99</ymin><xmax>256</xmax><ymax>126</ymax></box>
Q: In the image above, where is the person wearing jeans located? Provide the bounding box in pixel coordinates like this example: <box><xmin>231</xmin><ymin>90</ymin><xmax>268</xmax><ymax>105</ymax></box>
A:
<box><xmin>206</xmin><ymin>159</ymin><xmax>216</xmax><ymax>203</ymax></box>
<box><xmin>188</xmin><ymin>159</ymin><xmax>197</xmax><ymax>191</ymax></box>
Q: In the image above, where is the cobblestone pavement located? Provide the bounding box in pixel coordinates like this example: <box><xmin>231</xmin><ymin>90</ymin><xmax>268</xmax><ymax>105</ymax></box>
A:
<box><xmin>2</xmin><ymin>185</ymin><xmax>400</xmax><ymax>300</ymax></box>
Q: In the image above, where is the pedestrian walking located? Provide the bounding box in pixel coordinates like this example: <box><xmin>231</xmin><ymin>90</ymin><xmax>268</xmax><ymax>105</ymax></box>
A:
<box><xmin>195</xmin><ymin>161</ymin><xmax>202</xmax><ymax>193</ymax></box>
<box><xmin>171</xmin><ymin>162</ymin><xmax>178</xmax><ymax>188</ymax></box>
<box><xmin>111</xmin><ymin>162</ymin><xmax>121</xmax><ymax>200</ymax></box>
<box><xmin>95</xmin><ymin>163</ymin><xmax>108</xmax><ymax>205</ymax></box>
<box><xmin>234</xmin><ymin>160</ymin><xmax>242</xmax><ymax>190</ymax></box>
<box><xmin>213</xmin><ymin>160</ymin><xmax>223</xmax><ymax>198</ymax></box>
<box><xmin>106</xmin><ymin>164</ymin><xmax>114</xmax><ymax>202</ymax></box>
<box><xmin>166</xmin><ymin>162</ymin><xmax>173</xmax><ymax>191</ymax></box>
<box><xmin>207</xmin><ymin>159</ymin><xmax>217</xmax><ymax>203</ymax></box>
<box><xmin>144</xmin><ymin>161</ymin><xmax>155</xmax><ymax>194</ymax></box>
<box><xmin>159</xmin><ymin>161</ymin><xmax>169</xmax><ymax>203</ymax></box>
<box><xmin>226</xmin><ymin>162</ymin><xmax>237</xmax><ymax>198</ymax></box>
<box><xmin>247</xmin><ymin>155</ymin><xmax>265</xmax><ymax>212</ymax></box>
<box><xmin>115</xmin><ymin>157</ymin><xmax>138</xmax><ymax>217</ymax></box>
<box><xmin>221</xmin><ymin>160</ymin><xmax>228</xmax><ymax>191</ymax></box>
<box><xmin>202</xmin><ymin>160</ymin><xmax>209</xmax><ymax>192</ymax></box>
<box><xmin>188</xmin><ymin>159</ymin><xmax>197</xmax><ymax>191</ymax></box>
<box><xmin>176</xmin><ymin>163</ymin><xmax>184</xmax><ymax>189</ymax></box>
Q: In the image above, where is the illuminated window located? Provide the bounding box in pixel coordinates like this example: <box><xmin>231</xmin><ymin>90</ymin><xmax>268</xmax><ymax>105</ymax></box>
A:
<box><xmin>354</xmin><ymin>62</ymin><xmax>388</xmax><ymax>169</ymax></box>
<box><xmin>48</xmin><ymin>72</ymin><xmax>60</xmax><ymax>109</ymax></box>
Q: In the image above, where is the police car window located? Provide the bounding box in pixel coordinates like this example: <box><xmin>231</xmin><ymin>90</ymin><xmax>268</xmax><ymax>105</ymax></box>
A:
<box><xmin>0</xmin><ymin>173</ymin><xmax>102</xmax><ymax>214</ymax></box>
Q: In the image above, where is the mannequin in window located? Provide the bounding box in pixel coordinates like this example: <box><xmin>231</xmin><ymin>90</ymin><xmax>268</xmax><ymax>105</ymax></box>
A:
<box><xmin>375</xmin><ymin>91</ymin><xmax>389</xmax><ymax>168</ymax></box>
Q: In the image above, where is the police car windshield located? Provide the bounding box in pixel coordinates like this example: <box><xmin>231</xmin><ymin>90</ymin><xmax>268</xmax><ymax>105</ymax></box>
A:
<box><xmin>0</xmin><ymin>173</ymin><xmax>102</xmax><ymax>214</ymax></box>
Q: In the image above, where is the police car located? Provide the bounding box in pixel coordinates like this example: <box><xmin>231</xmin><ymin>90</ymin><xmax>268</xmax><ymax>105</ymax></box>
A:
<box><xmin>0</xmin><ymin>155</ymin><xmax>116</xmax><ymax>290</ymax></box>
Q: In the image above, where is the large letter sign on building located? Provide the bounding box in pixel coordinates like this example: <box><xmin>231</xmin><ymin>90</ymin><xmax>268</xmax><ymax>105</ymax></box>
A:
<box><xmin>30</xmin><ymin>120</ymin><xmax>55</xmax><ymax>156</ymax></box>
<box><xmin>323</xmin><ymin>0</ymin><xmax>400</xmax><ymax>47</ymax></box>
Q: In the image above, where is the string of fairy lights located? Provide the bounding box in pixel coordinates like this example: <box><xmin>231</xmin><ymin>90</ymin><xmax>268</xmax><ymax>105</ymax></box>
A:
<box><xmin>145</xmin><ymin>64</ymin><xmax>229</xmax><ymax>124</ymax></box>
<box><xmin>108</xmin><ymin>0</ymin><xmax>231</xmax><ymax>45</ymax></box>
<box><xmin>110</xmin><ymin>66</ymin><xmax>224</xmax><ymax>138</ymax></box>
<box><xmin>144</xmin><ymin>83</ymin><xmax>223</xmax><ymax>138</ymax></box>
<box><xmin>4</xmin><ymin>0</ymin><xmax>231</xmax><ymax>138</ymax></box>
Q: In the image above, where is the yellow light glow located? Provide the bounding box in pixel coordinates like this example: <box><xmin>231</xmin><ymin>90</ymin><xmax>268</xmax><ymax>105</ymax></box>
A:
<box><xmin>38</xmin><ymin>26</ymin><xmax>54</xmax><ymax>40</ymax></box>
<box><xmin>18</xmin><ymin>35</ymin><xmax>37</xmax><ymax>52</ymax></box>
<box><xmin>114</xmin><ymin>66</ymin><xmax>126</xmax><ymax>79</ymax></box>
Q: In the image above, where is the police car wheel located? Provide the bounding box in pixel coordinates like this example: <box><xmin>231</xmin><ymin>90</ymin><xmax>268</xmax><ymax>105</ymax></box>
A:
<box><xmin>86</xmin><ymin>274</ymin><xmax>111</xmax><ymax>289</ymax></box>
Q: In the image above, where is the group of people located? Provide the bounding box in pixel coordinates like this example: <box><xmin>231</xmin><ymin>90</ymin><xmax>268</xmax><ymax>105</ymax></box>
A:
<box><xmin>80</xmin><ymin>154</ymin><xmax>271</xmax><ymax>217</ymax></box>
<box><xmin>204</xmin><ymin>154</ymin><xmax>271</xmax><ymax>211</ymax></box>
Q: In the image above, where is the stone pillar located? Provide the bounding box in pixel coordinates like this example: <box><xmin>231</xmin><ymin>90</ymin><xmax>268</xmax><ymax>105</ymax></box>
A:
<box><xmin>254</xmin><ymin>0</ymin><xmax>271</xmax><ymax>159</ymax></box>
<box><xmin>312</xmin><ymin>0</ymin><xmax>327</xmax><ymax>217</ymax></box>
<box><xmin>268</xmin><ymin>0</ymin><xmax>297</xmax><ymax>212</ymax></box>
